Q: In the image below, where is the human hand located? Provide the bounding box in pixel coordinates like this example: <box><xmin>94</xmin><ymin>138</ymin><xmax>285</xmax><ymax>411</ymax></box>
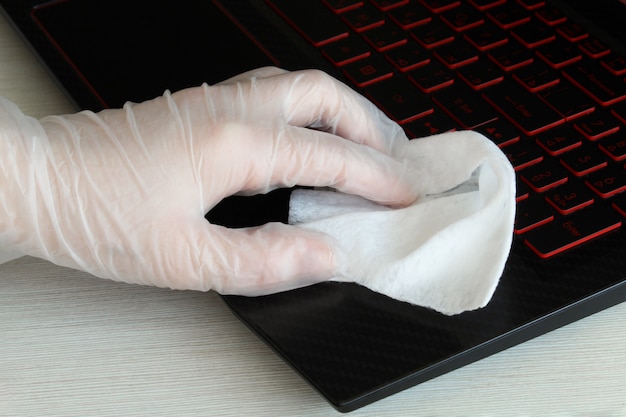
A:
<box><xmin>0</xmin><ymin>67</ymin><xmax>418</xmax><ymax>295</ymax></box>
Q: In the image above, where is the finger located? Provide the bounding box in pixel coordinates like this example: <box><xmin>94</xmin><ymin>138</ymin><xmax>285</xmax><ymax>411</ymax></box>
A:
<box><xmin>171</xmin><ymin>222</ymin><xmax>338</xmax><ymax>295</ymax></box>
<box><xmin>215</xmin><ymin>66</ymin><xmax>288</xmax><ymax>85</ymax></box>
<box><xmin>254</xmin><ymin>69</ymin><xmax>408</xmax><ymax>156</ymax></box>
<box><xmin>217</xmin><ymin>123</ymin><xmax>418</xmax><ymax>207</ymax></box>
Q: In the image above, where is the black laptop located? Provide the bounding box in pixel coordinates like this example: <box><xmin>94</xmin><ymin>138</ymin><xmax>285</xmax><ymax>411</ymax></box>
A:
<box><xmin>3</xmin><ymin>0</ymin><xmax>626</xmax><ymax>412</ymax></box>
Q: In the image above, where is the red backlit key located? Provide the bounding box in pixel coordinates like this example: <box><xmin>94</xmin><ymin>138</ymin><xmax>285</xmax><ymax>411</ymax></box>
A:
<box><xmin>487</xmin><ymin>2</ymin><xmax>531</xmax><ymax>29</ymax></box>
<box><xmin>408</xmin><ymin>60</ymin><xmax>455</xmax><ymax>93</ymax></box>
<box><xmin>411</xmin><ymin>19</ymin><xmax>456</xmax><ymax>49</ymax></box>
<box><xmin>585</xmin><ymin>165</ymin><xmax>626</xmax><ymax>198</ymax></box>
<box><xmin>488</xmin><ymin>39</ymin><xmax>534</xmax><ymax>71</ymax></box>
<box><xmin>515</xmin><ymin>196</ymin><xmax>555</xmax><ymax>234</ymax></box>
<box><xmin>520</xmin><ymin>160</ymin><xmax>569</xmax><ymax>192</ymax></box>
<box><xmin>482</xmin><ymin>81</ymin><xmax>564</xmax><ymax>136</ymax></box>
<box><xmin>342</xmin><ymin>55</ymin><xmax>394</xmax><ymax>87</ymax></box>
<box><xmin>524</xmin><ymin>205</ymin><xmax>622</xmax><ymax>258</ymax></box>
<box><xmin>512</xmin><ymin>60</ymin><xmax>560</xmax><ymax>93</ymax></box>
<box><xmin>385</xmin><ymin>40</ymin><xmax>430</xmax><ymax>71</ymax></box>
<box><xmin>342</xmin><ymin>3</ymin><xmax>386</xmax><ymax>32</ymax></box>
<box><xmin>432</xmin><ymin>82</ymin><xmax>498</xmax><ymax>129</ymax></box>
<box><xmin>433</xmin><ymin>39</ymin><xmax>480</xmax><ymax>69</ymax></box>
<box><xmin>464</xmin><ymin>21</ymin><xmax>508</xmax><ymax>51</ymax></box>
<box><xmin>321</xmin><ymin>36</ymin><xmax>371</xmax><ymax>66</ymax></box>
<box><xmin>419</xmin><ymin>0</ymin><xmax>460</xmax><ymax>13</ymax></box>
<box><xmin>573</xmin><ymin>111</ymin><xmax>621</xmax><ymax>141</ymax></box>
<box><xmin>388</xmin><ymin>3</ymin><xmax>432</xmax><ymax>29</ymax></box>
<box><xmin>365</xmin><ymin>76</ymin><xmax>434</xmax><ymax>124</ymax></box>
<box><xmin>371</xmin><ymin>0</ymin><xmax>409</xmax><ymax>11</ymax></box>
<box><xmin>363</xmin><ymin>24</ymin><xmax>408</xmax><ymax>52</ymax></box>
<box><xmin>539</xmin><ymin>80</ymin><xmax>595</xmax><ymax>121</ymax></box>
<box><xmin>563</xmin><ymin>60</ymin><xmax>626</xmax><ymax>106</ymax></box>
<box><xmin>545</xmin><ymin>182</ymin><xmax>595</xmax><ymax>215</ymax></box>
<box><xmin>560</xmin><ymin>144</ymin><xmax>609</xmax><ymax>177</ymax></box>
<box><xmin>599</xmin><ymin>134</ymin><xmax>626</xmax><ymax>162</ymax></box>
<box><xmin>502</xmin><ymin>139</ymin><xmax>544</xmax><ymax>170</ymax></box>
<box><xmin>458</xmin><ymin>59</ymin><xmax>505</xmax><ymax>90</ymax></box>
<box><xmin>323</xmin><ymin>0</ymin><xmax>364</xmax><ymax>13</ymax></box>
<box><xmin>268</xmin><ymin>0</ymin><xmax>348</xmax><ymax>46</ymax></box>
<box><xmin>440</xmin><ymin>3</ymin><xmax>485</xmax><ymax>32</ymax></box>
<box><xmin>535</xmin><ymin>125</ymin><xmax>583</xmax><ymax>156</ymax></box>
<box><xmin>536</xmin><ymin>39</ymin><xmax>582</xmax><ymax>69</ymax></box>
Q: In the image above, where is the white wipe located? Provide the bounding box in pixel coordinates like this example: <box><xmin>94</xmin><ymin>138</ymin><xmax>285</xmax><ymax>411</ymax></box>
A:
<box><xmin>288</xmin><ymin>131</ymin><xmax>516</xmax><ymax>315</ymax></box>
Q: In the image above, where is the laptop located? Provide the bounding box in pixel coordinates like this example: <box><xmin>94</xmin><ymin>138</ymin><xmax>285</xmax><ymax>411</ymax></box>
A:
<box><xmin>2</xmin><ymin>0</ymin><xmax>626</xmax><ymax>412</ymax></box>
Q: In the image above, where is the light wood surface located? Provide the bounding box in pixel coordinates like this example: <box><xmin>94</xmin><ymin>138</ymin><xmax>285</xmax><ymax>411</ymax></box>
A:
<box><xmin>1</xmin><ymin>12</ymin><xmax>625</xmax><ymax>417</ymax></box>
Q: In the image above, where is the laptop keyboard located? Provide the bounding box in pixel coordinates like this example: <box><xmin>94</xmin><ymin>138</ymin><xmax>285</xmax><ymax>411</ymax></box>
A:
<box><xmin>267</xmin><ymin>0</ymin><xmax>626</xmax><ymax>259</ymax></box>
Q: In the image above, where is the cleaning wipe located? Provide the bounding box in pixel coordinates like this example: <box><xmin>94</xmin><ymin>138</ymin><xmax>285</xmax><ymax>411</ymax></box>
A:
<box><xmin>288</xmin><ymin>131</ymin><xmax>516</xmax><ymax>315</ymax></box>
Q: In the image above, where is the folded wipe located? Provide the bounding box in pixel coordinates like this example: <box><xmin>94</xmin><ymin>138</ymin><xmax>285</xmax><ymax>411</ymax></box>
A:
<box><xmin>288</xmin><ymin>131</ymin><xmax>516</xmax><ymax>315</ymax></box>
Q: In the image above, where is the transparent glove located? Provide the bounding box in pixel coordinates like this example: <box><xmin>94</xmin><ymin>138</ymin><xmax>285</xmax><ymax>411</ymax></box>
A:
<box><xmin>0</xmin><ymin>67</ymin><xmax>418</xmax><ymax>295</ymax></box>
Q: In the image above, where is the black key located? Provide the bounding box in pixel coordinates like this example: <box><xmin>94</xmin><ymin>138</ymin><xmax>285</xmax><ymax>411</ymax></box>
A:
<box><xmin>268</xmin><ymin>0</ymin><xmax>348</xmax><ymax>46</ymax></box>
<box><xmin>410</xmin><ymin>19</ymin><xmax>456</xmax><ymax>49</ymax></box>
<box><xmin>519</xmin><ymin>160</ymin><xmax>569</xmax><ymax>192</ymax></box>
<box><xmin>539</xmin><ymin>80</ymin><xmax>595</xmax><ymax>121</ymax></box>
<box><xmin>482</xmin><ymin>81</ymin><xmax>564</xmax><ymax>136</ymax></box>
<box><xmin>385</xmin><ymin>40</ymin><xmax>430</xmax><ymax>72</ymax></box>
<box><xmin>363</xmin><ymin>23</ymin><xmax>408</xmax><ymax>52</ymax></box>
<box><xmin>579</xmin><ymin>37</ymin><xmax>611</xmax><ymax>59</ymax></box>
<box><xmin>404</xmin><ymin>109</ymin><xmax>457</xmax><ymax>137</ymax></box>
<box><xmin>585</xmin><ymin>165</ymin><xmax>626</xmax><ymax>198</ymax></box>
<box><xmin>419</xmin><ymin>0</ymin><xmax>460</xmax><ymax>13</ymax></box>
<box><xmin>560</xmin><ymin>144</ymin><xmax>609</xmax><ymax>177</ymax></box>
<box><xmin>573</xmin><ymin>111</ymin><xmax>621</xmax><ymax>141</ymax></box>
<box><xmin>458</xmin><ymin>59</ymin><xmax>505</xmax><ymax>90</ymax></box>
<box><xmin>534</xmin><ymin>125</ymin><xmax>583</xmax><ymax>156</ymax></box>
<box><xmin>511</xmin><ymin>19</ymin><xmax>556</xmax><ymax>49</ymax></box>
<box><xmin>488</xmin><ymin>39</ymin><xmax>534</xmax><ymax>71</ymax></box>
<box><xmin>535</xmin><ymin>5</ymin><xmax>567</xmax><ymax>26</ymax></box>
<box><xmin>476</xmin><ymin>118</ymin><xmax>521</xmax><ymax>147</ymax></box>
<box><xmin>601</xmin><ymin>53</ymin><xmax>626</xmax><ymax>76</ymax></box>
<box><xmin>321</xmin><ymin>36</ymin><xmax>371</xmax><ymax>66</ymax></box>
<box><xmin>440</xmin><ymin>3</ymin><xmax>485</xmax><ymax>32</ymax></box>
<box><xmin>433</xmin><ymin>38</ymin><xmax>480</xmax><ymax>69</ymax></box>
<box><xmin>371</xmin><ymin>0</ymin><xmax>409</xmax><ymax>11</ymax></box>
<box><xmin>524</xmin><ymin>204</ymin><xmax>622</xmax><ymax>258</ymax></box>
<box><xmin>408</xmin><ymin>60</ymin><xmax>455</xmax><ymax>93</ymax></box>
<box><xmin>432</xmin><ymin>82</ymin><xmax>498</xmax><ymax>129</ymax></box>
<box><xmin>545</xmin><ymin>182</ymin><xmax>595</xmax><ymax>215</ymax></box>
<box><xmin>536</xmin><ymin>38</ymin><xmax>582</xmax><ymax>69</ymax></box>
<box><xmin>323</xmin><ymin>0</ymin><xmax>364</xmax><ymax>13</ymax></box>
<box><xmin>468</xmin><ymin>0</ymin><xmax>505</xmax><ymax>11</ymax></box>
<box><xmin>512</xmin><ymin>60</ymin><xmax>560</xmax><ymax>92</ymax></box>
<box><xmin>563</xmin><ymin>59</ymin><xmax>626</xmax><ymax>106</ymax></box>
<box><xmin>388</xmin><ymin>3</ymin><xmax>432</xmax><ymax>29</ymax></box>
<box><xmin>342</xmin><ymin>3</ymin><xmax>386</xmax><ymax>32</ymax></box>
<box><xmin>501</xmin><ymin>139</ymin><xmax>544</xmax><ymax>170</ymax></box>
<box><xmin>365</xmin><ymin>77</ymin><xmax>434</xmax><ymax>124</ymax></box>
<box><xmin>464</xmin><ymin>21</ymin><xmax>508</xmax><ymax>51</ymax></box>
<box><xmin>342</xmin><ymin>55</ymin><xmax>394</xmax><ymax>87</ymax></box>
<box><xmin>515</xmin><ymin>196</ymin><xmax>554</xmax><ymax>234</ymax></box>
<box><xmin>487</xmin><ymin>2</ymin><xmax>531</xmax><ymax>29</ymax></box>
<box><xmin>599</xmin><ymin>134</ymin><xmax>626</xmax><ymax>162</ymax></box>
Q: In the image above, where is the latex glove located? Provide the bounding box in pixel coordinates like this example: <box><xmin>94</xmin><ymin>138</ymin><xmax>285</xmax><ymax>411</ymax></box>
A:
<box><xmin>0</xmin><ymin>67</ymin><xmax>419</xmax><ymax>295</ymax></box>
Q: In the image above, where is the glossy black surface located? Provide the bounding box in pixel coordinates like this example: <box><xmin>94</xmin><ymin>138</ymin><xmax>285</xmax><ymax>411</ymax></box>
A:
<box><xmin>2</xmin><ymin>0</ymin><xmax>626</xmax><ymax>412</ymax></box>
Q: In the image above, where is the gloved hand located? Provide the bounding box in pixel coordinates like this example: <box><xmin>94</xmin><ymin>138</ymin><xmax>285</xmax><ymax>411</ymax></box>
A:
<box><xmin>0</xmin><ymin>67</ymin><xmax>419</xmax><ymax>295</ymax></box>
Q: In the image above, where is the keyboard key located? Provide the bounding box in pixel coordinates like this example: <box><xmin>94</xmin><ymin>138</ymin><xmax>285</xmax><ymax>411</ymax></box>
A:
<box><xmin>482</xmin><ymin>81</ymin><xmax>564</xmax><ymax>136</ymax></box>
<box><xmin>419</xmin><ymin>0</ymin><xmax>460</xmax><ymax>13</ymax></box>
<box><xmin>520</xmin><ymin>160</ymin><xmax>569</xmax><ymax>192</ymax></box>
<box><xmin>487</xmin><ymin>2</ymin><xmax>531</xmax><ymax>29</ymax></box>
<box><xmin>476</xmin><ymin>118</ymin><xmax>521</xmax><ymax>147</ymax></box>
<box><xmin>602</xmin><ymin>53</ymin><xmax>626</xmax><ymax>76</ymax></box>
<box><xmin>388</xmin><ymin>3</ymin><xmax>432</xmax><ymax>30</ymax></box>
<box><xmin>464</xmin><ymin>21</ymin><xmax>509</xmax><ymax>51</ymax></box>
<box><xmin>511</xmin><ymin>20</ymin><xmax>556</xmax><ymax>49</ymax></box>
<box><xmin>562</xmin><ymin>60</ymin><xmax>626</xmax><ymax>106</ymax></box>
<box><xmin>411</xmin><ymin>19</ymin><xmax>456</xmax><ymax>49</ymax></box>
<box><xmin>488</xmin><ymin>39</ymin><xmax>534</xmax><ymax>71</ymax></box>
<box><xmin>385</xmin><ymin>40</ymin><xmax>430</xmax><ymax>71</ymax></box>
<box><xmin>578</xmin><ymin>37</ymin><xmax>611</xmax><ymax>59</ymax></box>
<box><xmin>545</xmin><ymin>182</ymin><xmax>595</xmax><ymax>215</ymax></box>
<box><xmin>501</xmin><ymin>139</ymin><xmax>544</xmax><ymax>170</ymax></box>
<box><xmin>458</xmin><ymin>59</ymin><xmax>505</xmax><ymax>90</ymax></box>
<box><xmin>323</xmin><ymin>0</ymin><xmax>364</xmax><ymax>13</ymax></box>
<box><xmin>365</xmin><ymin>76</ymin><xmax>434</xmax><ymax>124</ymax></box>
<box><xmin>516</xmin><ymin>0</ymin><xmax>545</xmax><ymax>11</ymax></box>
<box><xmin>539</xmin><ymin>80</ymin><xmax>595</xmax><ymax>121</ymax></box>
<box><xmin>535</xmin><ymin>125</ymin><xmax>583</xmax><ymax>156</ymax></box>
<box><xmin>404</xmin><ymin>109</ymin><xmax>457</xmax><ymax>137</ymax></box>
<box><xmin>408</xmin><ymin>60</ymin><xmax>455</xmax><ymax>93</ymax></box>
<box><xmin>468</xmin><ymin>0</ymin><xmax>505</xmax><ymax>11</ymax></box>
<box><xmin>363</xmin><ymin>23</ymin><xmax>408</xmax><ymax>51</ymax></box>
<box><xmin>536</xmin><ymin>38</ymin><xmax>582</xmax><ymax>69</ymax></box>
<box><xmin>524</xmin><ymin>204</ymin><xmax>622</xmax><ymax>258</ymax></box>
<box><xmin>440</xmin><ymin>3</ymin><xmax>485</xmax><ymax>32</ymax></box>
<box><xmin>432</xmin><ymin>82</ymin><xmax>498</xmax><ymax>129</ymax></box>
<box><xmin>598</xmin><ymin>134</ymin><xmax>626</xmax><ymax>162</ymax></box>
<box><xmin>515</xmin><ymin>196</ymin><xmax>554</xmax><ymax>234</ymax></box>
<box><xmin>342</xmin><ymin>3</ymin><xmax>386</xmax><ymax>32</ymax></box>
<box><xmin>371</xmin><ymin>0</ymin><xmax>409</xmax><ymax>11</ymax></box>
<box><xmin>342</xmin><ymin>55</ymin><xmax>394</xmax><ymax>87</ymax></box>
<box><xmin>433</xmin><ymin>39</ymin><xmax>480</xmax><ymax>69</ymax></box>
<box><xmin>573</xmin><ymin>111</ymin><xmax>621</xmax><ymax>141</ymax></box>
<box><xmin>512</xmin><ymin>60</ymin><xmax>560</xmax><ymax>92</ymax></box>
<box><xmin>321</xmin><ymin>36</ymin><xmax>371</xmax><ymax>66</ymax></box>
<box><xmin>557</xmin><ymin>22</ymin><xmax>588</xmax><ymax>43</ymax></box>
<box><xmin>560</xmin><ymin>144</ymin><xmax>609</xmax><ymax>177</ymax></box>
<box><xmin>534</xmin><ymin>5</ymin><xmax>567</xmax><ymax>26</ymax></box>
<box><xmin>585</xmin><ymin>165</ymin><xmax>626</xmax><ymax>198</ymax></box>
<box><xmin>268</xmin><ymin>0</ymin><xmax>348</xmax><ymax>46</ymax></box>
<box><xmin>611</xmin><ymin>192</ymin><xmax>626</xmax><ymax>217</ymax></box>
